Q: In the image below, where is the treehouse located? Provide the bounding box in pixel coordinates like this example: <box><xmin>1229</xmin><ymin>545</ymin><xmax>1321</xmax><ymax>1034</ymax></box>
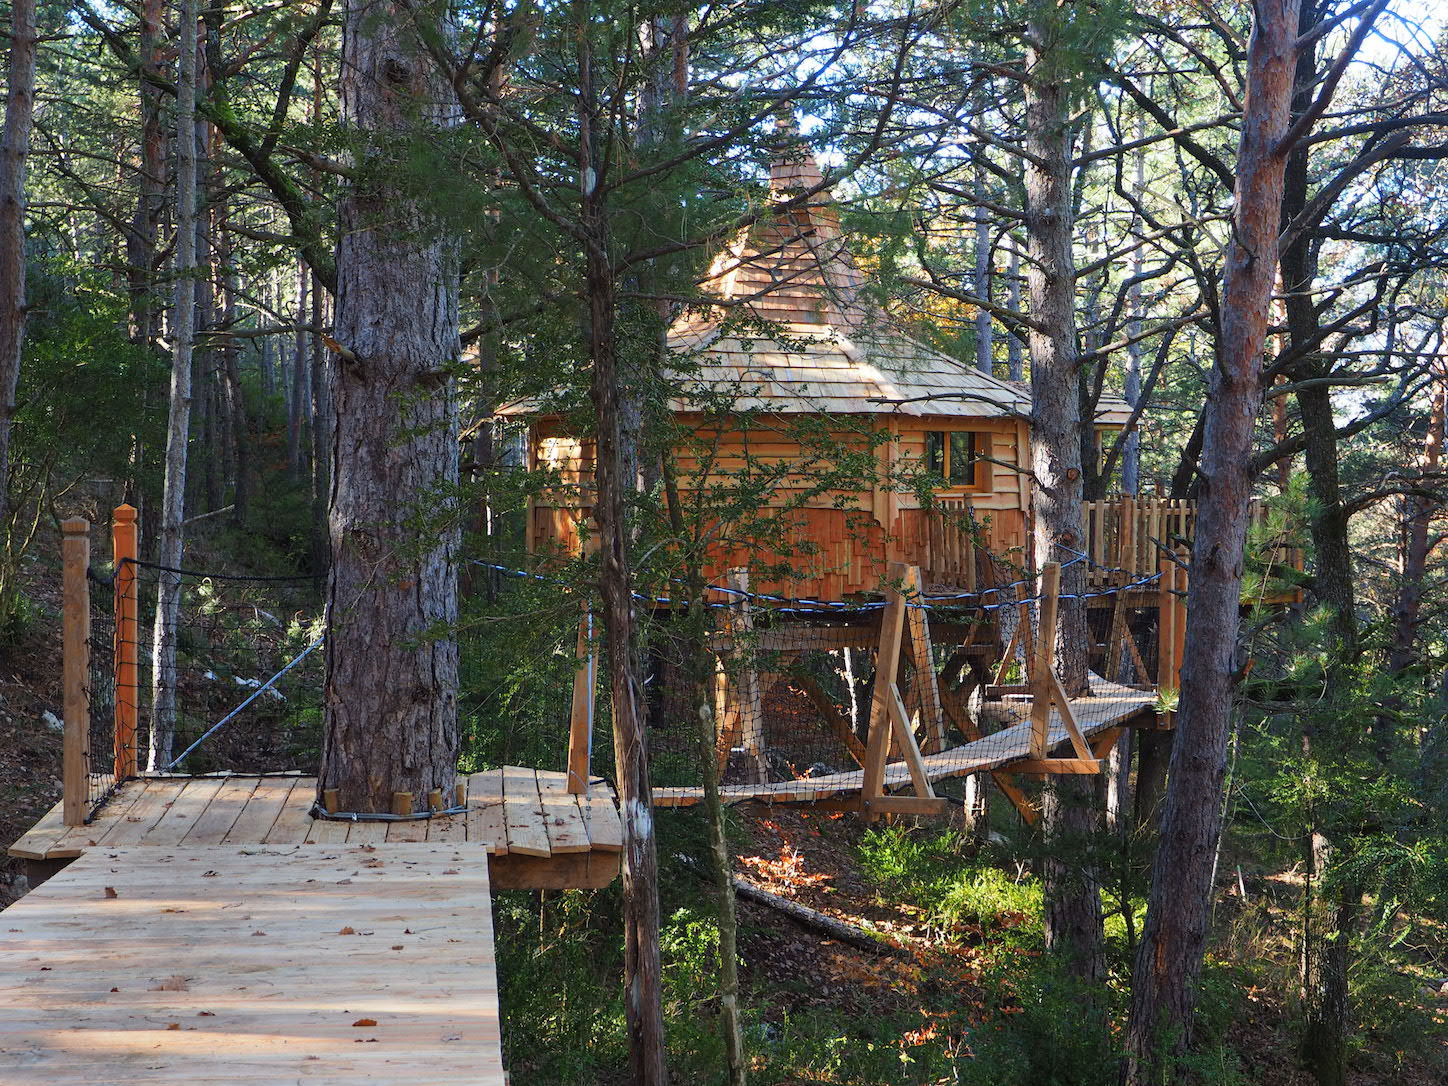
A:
<box><xmin>506</xmin><ymin>134</ymin><xmax>1133</xmax><ymax>602</ymax></box>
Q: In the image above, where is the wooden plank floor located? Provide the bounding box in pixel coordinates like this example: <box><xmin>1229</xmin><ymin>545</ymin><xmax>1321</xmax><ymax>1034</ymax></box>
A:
<box><xmin>653</xmin><ymin>677</ymin><xmax>1157</xmax><ymax>807</ymax></box>
<box><xmin>10</xmin><ymin>768</ymin><xmax>624</xmax><ymax>891</ymax></box>
<box><xmin>0</xmin><ymin>844</ymin><xmax>504</xmax><ymax>1085</ymax></box>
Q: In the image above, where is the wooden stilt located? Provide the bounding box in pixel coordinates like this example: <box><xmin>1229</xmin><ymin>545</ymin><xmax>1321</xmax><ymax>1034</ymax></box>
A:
<box><xmin>62</xmin><ymin>519</ymin><xmax>92</xmax><ymax>828</ymax></box>
<box><xmin>726</xmin><ymin>569</ymin><xmax>768</xmax><ymax>785</ymax></box>
<box><xmin>1028</xmin><ymin>562</ymin><xmax>1060</xmax><ymax>760</ymax></box>
<box><xmin>567</xmin><ymin>605</ymin><xmax>596</xmax><ymax>794</ymax></box>
<box><xmin>905</xmin><ymin>575</ymin><xmax>947</xmax><ymax>755</ymax></box>
<box><xmin>862</xmin><ymin>562</ymin><xmax>910</xmax><ymax>815</ymax></box>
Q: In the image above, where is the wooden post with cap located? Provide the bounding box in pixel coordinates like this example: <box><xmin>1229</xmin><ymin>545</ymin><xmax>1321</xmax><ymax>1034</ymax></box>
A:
<box><xmin>111</xmin><ymin>504</ymin><xmax>140</xmax><ymax>779</ymax></box>
<box><xmin>62</xmin><ymin>518</ymin><xmax>92</xmax><ymax>826</ymax></box>
<box><xmin>567</xmin><ymin>604</ymin><xmax>596</xmax><ymax>794</ymax></box>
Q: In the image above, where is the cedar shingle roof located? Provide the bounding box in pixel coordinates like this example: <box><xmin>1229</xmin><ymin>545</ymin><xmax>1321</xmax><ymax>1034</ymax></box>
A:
<box><xmin>668</xmin><ymin>131</ymin><xmax>1035</xmax><ymax>420</ymax></box>
<box><xmin>500</xmin><ymin>123</ymin><xmax>1132</xmax><ymax>426</ymax></box>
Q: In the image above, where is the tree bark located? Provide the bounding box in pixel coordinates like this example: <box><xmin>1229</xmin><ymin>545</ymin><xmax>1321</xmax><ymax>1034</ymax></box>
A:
<box><xmin>1023</xmin><ymin>6</ymin><xmax>1088</xmax><ymax>695</ymax></box>
<box><xmin>1124</xmin><ymin>2</ymin><xmax>1299</xmax><ymax>1078</ymax></box>
<box><xmin>318</xmin><ymin>0</ymin><xmax>461</xmax><ymax>813</ymax></box>
<box><xmin>0</xmin><ymin>0</ymin><xmax>37</xmax><ymax>562</ymax></box>
<box><xmin>288</xmin><ymin>261</ymin><xmax>309</xmax><ymax>479</ymax></box>
<box><xmin>1121</xmin><ymin>118</ymin><xmax>1146</xmax><ymax>497</ymax></box>
<box><xmin>579</xmin><ymin>9</ymin><xmax>667</xmax><ymax>1078</ymax></box>
<box><xmin>1389</xmin><ymin>367</ymin><xmax>1443</xmax><ymax>678</ymax></box>
<box><xmin>973</xmin><ymin>175</ymin><xmax>993</xmax><ymax>375</ymax></box>
<box><xmin>148</xmin><ymin>0</ymin><xmax>201</xmax><ymax>770</ymax></box>
<box><xmin>1021</xmin><ymin>1</ymin><xmax>1103</xmax><ymax>1000</ymax></box>
<box><xmin>126</xmin><ymin>0</ymin><xmax>165</xmax><ymax>349</ymax></box>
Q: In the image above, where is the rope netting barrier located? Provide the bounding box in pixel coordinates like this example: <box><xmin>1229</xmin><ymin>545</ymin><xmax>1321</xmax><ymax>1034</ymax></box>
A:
<box><xmin>113</xmin><ymin>560</ymin><xmax>324</xmax><ymax>785</ymax></box>
<box><xmin>84</xmin><ymin>569</ymin><xmax>117</xmax><ymax>815</ymax></box>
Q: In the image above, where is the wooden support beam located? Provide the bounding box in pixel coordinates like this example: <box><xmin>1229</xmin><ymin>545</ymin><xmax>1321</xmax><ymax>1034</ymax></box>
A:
<box><xmin>1028</xmin><ymin>562</ymin><xmax>1060</xmax><ymax>759</ymax></box>
<box><xmin>1012</xmin><ymin>758</ymin><xmax>1105</xmax><ymax>775</ymax></box>
<box><xmin>567</xmin><ymin>606</ymin><xmax>596</xmax><ymax>794</ymax></box>
<box><xmin>795</xmin><ymin>674</ymin><xmax>867</xmax><ymax>767</ymax></box>
<box><xmin>990</xmin><ymin>771</ymin><xmax>1038</xmax><ymax>825</ymax></box>
<box><xmin>862</xmin><ymin>562</ymin><xmax>910</xmax><ymax>810</ymax></box>
<box><xmin>713</xmin><ymin>655</ymin><xmax>740</xmax><ymax>773</ymax></box>
<box><xmin>886</xmin><ymin>685</ymin><xmax>935</xmax><ymax>800</ymax></box>
<box><xmin>111</xmin><ymin>504</ymin><xmax>139</xmax><ymax>780</ymax></box>
<box><xmin>905</xmin><ymin>574</ymin><xmax>947</xmax><ymax>755</ymax></box>
<box><xmin>863</xmin><ymin>795</ymin><xmax>954</xmax><ymax>817</ymax></box>
<box><xmin>1045</xmin><ymin>669</ymin><xmax>1095</xmax><ymax>761</ymax></box>
<box><xmin>992</xmin><ymin>613</ymin><xmax>1022</xmax><ymax>687</ymax></box>
<box><xmin>1090</xmin><ymin>727</ymin><xmax>1123</xmax><ymax>759</ymax></box>
<box><xmin>61</xmin><ymin>518</ymin><xmax>91</xmax><ymax>827</ymax></box>
<box><xmin>726</xmin><ymin>568</ymin><xmax>768</xmax><ymax>785</ymax></box>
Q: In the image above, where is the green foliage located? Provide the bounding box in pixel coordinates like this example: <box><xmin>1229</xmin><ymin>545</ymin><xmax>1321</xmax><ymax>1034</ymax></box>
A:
<box><xmin>859</xmin><ymin>824</ymin><xmax>1045</xmax><ymax>945</ymax></box>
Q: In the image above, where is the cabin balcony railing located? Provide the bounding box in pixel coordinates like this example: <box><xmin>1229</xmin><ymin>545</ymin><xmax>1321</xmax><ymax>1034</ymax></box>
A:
<box><xmin>919</xmin><ymin>498</ymin><xmax>983</xmax><ymax>593</ymax></box>
<box><xmin>920</xmin><ymin>495</ymin><xmax>1302</xmax><ymax>596</ymax></box>
<box><xmin>1081</xmin><ymin>495</ymin><xmax>1303</xmax><ymax>588</ymax></box>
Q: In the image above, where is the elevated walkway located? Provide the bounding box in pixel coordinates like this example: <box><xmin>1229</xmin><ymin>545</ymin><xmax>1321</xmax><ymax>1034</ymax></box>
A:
<box><xmin>0</xmin><ymin>843</ymin><xmax>505</xmax><ymax>1084</ymax></box>
<box><xmin>10</xmin><ymin>768</ymin><xmax>623</xmax><ymax>891</ymax></box>
<box><xmin>653</xmin><ymin>677</ymin><xmax>1157</xmax><ymax>807</ymax></box>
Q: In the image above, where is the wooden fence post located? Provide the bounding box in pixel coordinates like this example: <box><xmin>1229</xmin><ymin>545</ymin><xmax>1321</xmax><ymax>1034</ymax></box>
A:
<box><xmin>111</xmin><ymin>504</ymin><xmax>139</xmax><ymax>780</ymax></box>
<box><xmin>62</xmin><ymin>518</ymin><xmax>91</xmax><ymax>827</ymax></box>
<box><xmin>1028</xmin><ymin>561</ymin><xmax>1061</xmax><ymax>759</ymax></box>
<box><xmin>567</xmin><ymin>605</ymin><xmax>596</xmax><ymax>794</ymax></box>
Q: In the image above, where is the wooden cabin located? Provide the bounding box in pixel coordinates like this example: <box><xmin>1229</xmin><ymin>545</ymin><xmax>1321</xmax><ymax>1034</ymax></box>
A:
<box><xmin>505</xmin><ymin>134</ymin><xmax>1131</xmax><ymax>601</ymax></box>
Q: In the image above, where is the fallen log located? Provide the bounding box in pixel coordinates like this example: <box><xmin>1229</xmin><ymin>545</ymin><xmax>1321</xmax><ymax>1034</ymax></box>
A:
<box><xmin>679</xmin><ymin>854</ymin><xmax>908</xmax><ymax>958</ymax></box>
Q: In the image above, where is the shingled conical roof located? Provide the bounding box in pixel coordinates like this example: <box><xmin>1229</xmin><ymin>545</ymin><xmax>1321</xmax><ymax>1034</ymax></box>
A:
<box><xmin>668</xmin><ymin>119</ymin><xmax>1032</xmax><ymax>419</ymax></box>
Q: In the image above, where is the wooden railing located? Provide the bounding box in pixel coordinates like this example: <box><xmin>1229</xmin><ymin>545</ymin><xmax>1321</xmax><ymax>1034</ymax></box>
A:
<box><xmin>1081</xmin><ymin>496</ymin><xmax>1302</xmax><ymax>587</ymax></box>
<box><xmin>919</xmin><ymin>498</ymin><xmax>979</xmax><ymax>593</ymax></box>
<box><xmin>921</xmin><ymin>495</ymin><xmax>1302</xmax><ymax>595</ymax></box>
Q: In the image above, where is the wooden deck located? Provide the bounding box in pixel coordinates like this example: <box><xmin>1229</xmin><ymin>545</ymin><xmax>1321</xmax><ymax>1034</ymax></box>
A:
<box><xmin>652</xmin><ymin>678</ymin><xmax>1158</xmax><ymax>807</ymax></box>
<box><xmin>10</xmin><ymin>767</ymin><xmax>624</xmax><ymax>891</ymax></box>
<box><xmin>0</xmin><ymin>843</ymin><xmax>505</xmax><ymax>1084</ymax></box>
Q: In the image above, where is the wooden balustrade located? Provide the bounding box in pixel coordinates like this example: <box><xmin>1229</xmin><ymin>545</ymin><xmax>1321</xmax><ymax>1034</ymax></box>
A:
<box><xmin>919</xmin><ymin>498</ymin><xmax>979</xmax><ymax>593</ymax></box>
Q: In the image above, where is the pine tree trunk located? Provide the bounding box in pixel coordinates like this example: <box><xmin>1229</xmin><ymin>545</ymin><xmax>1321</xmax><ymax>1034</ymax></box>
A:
<box><xmin>1006</xmin><ymin>244</ymin><xmax>1023</xmax><ymax>382</ymax></box>
<box><xmin>1121</xmin><ymin>119</ymin><xmax>1146</xmax><ymax>497</ymax></box>
<box><xmin>1022</xmin><ymin>4</ymin><xmax>1102</xmax><ymax>994</ymax></box>
<box><xmin>287</xmin><ymin>262</ymin><xmax>309</xmax><ymax>478</ymax></box>
<box><xmin>309</xmin><ymin>271</ymin><xmax>330</xmax><ymax>573</ymax></box>
<box><xmin>148</xmin><ymin>0</ymin><xmax>200</xmax><ymax>770</ymax></box>
<box><xmin>973</xmin><ymin>181</ymin><xmax>992</xmax><ymax>375</ymax></box>
<box><xmin>579</xmin><ymin>19</ymin><xmax>667</xmax><ymax>1077</ymax></box>
<box><xmin>318</xmin><ymin>0</ymin><xmax>461</xmax><ymax>813</ymax></box>
<box><xmin>1389</xmin><ymin>370</ymin><xmax>1443</xmax><ymax>677</ymax></box>
<box><xmin>0</xmin><ymin>0</ymin><xmax>36</xmax><ymax>561</ymax></box>
<box><xmin>1124</xmin><ymin>3</ymin><xmax>1298</xmax><ymax>1078</ymax></box>
<box><xmin>127</xmin><ymin>0</ymin><xmax>165</xmax><ymax>348</ymax></box>
<box><xmin>1023</xmin><ymin>7</ymin><xmax>1088</xmax><ymax>694</ymax></box>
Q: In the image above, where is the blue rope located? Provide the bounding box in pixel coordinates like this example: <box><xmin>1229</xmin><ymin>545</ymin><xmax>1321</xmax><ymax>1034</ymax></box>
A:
<box><xmin>164</xmin><ymin>636</ymin><xmax>326</xmax><ymax>771</ymax></box>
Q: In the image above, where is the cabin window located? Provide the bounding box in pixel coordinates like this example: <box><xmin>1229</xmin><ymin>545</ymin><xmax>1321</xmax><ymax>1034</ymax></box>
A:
<box><xmin>925</xmin><ymin>430</ymin><xmax>981</xmax><ymax>488</ymax></box>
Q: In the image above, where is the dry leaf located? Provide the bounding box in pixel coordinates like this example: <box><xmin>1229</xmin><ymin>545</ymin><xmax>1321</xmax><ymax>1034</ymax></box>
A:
<box><xmin>165</xmin><ymin>1023</ymin><xmax>181</xmax><ymax>1031</ymax></box>
<box><xmin>351</xmin><ymin>1018</ymin><xmax>378</xmax><ymax>1028</ymax></box>
<box><xmin>338</xmin><ymin>926</ymin><xmax>356</xmax><ymax>935</ymax></box>
<box><xmin>103</xmin><ymin>887</ymin><xmax>118</xmax><ymax>899</ymax></box>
